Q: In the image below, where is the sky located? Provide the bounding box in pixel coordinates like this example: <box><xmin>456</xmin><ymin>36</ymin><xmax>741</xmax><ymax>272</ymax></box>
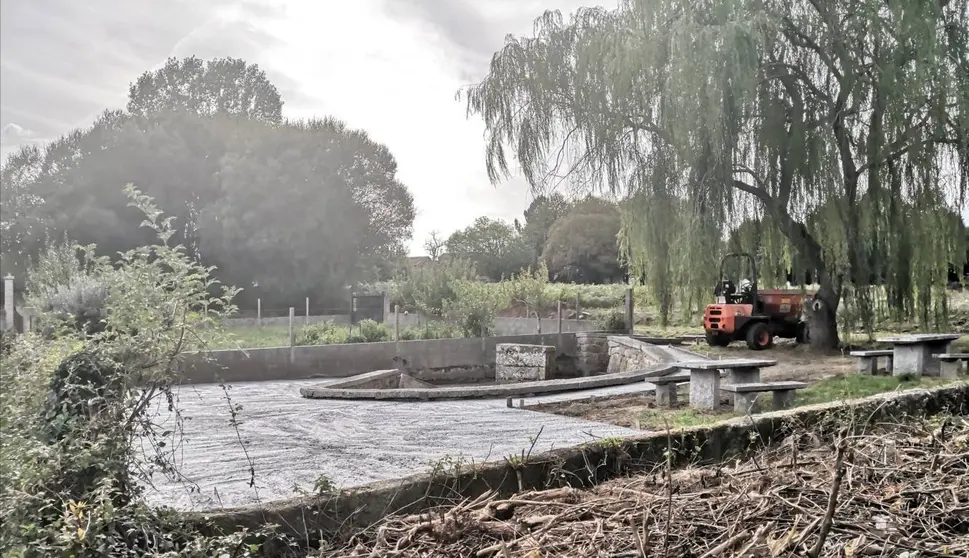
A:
<box><xmin>0</xmin><ymin>0</ymin><xmax>601</xmax><ymax>256</ymax></box>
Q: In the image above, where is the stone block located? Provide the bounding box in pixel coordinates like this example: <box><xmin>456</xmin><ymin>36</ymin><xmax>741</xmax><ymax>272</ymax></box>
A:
<box><xmin>940</xmin><ymin>360</ymin><xmax>963</xmax><ymax>379</ymax></box>
<box><xmin>857</xmin><ymin>357</ymin><xmax>877</xmax><ymax>375</ymax></box>
<box><xmin>495</xmin><ymin>344</ymin><xmax>555</xmax><ymax>383</ymax></box>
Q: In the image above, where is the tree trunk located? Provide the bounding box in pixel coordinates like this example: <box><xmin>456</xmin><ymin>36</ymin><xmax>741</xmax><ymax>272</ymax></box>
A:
<box><xmin>807</xmin><ymin>276</ymin><xmax>841</xmax><ymax>350</ymax></box>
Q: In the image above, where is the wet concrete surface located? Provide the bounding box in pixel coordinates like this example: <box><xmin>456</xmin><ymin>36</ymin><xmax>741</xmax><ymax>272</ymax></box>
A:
<box><xmin>145</xmin><ymin>345</ymin><xmax>699</xmax><ymax>511</ymax></box>
<box><xmin>145</xmin><ymin>379</ymin><xmax>638</xmax><ymax>510</ymax></box>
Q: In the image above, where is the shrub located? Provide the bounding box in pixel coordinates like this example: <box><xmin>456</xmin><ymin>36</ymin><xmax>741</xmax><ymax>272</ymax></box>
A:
<box><xmin>0</xmin><ymin>186</ymin><xmax>265</xmax><ymax>556</ymax></box>
<box><xmin>356</xmin><ymin>319</ymin><xmax>391</xmax><ymax>342</ymax></box>
<box><xmin>295</xmin><ymin>321</ymin><xmax>348</xmax><ymax>346</ymax></box>
<box><xmin>604</xmin><ymin>311</ymin><xmax>627</xmax><ymax>332</ymax></box>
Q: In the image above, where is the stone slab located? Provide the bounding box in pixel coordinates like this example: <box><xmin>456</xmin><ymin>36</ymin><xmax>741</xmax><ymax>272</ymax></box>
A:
<box><xmin>719</xmin><ymin>381</ymin><xmax>808</xmax><ymax>393</ymax></box>
<box><xmin>678</xmin><ymin>359</ymin><xmax>777</xmax><ymax>370</ymax></box>
<box><xmin>876</xmin><ymin>334</ymin><xmax>961</xmax><ymax>345</ymax></box>
<box><xmin>326</xmin><ymin>369</ymin><xmax>401</xmax><ymax>390</ymax></box>
<box><xmin>849</xmin><ymin>350</ymin><xmax>893</xmax><ymax>357</ymax></box>
<box><xmin>398</xmin><ymin>374</ymin><xmax>437</xmax><ymax>389</ymax></box>
<box><xmin>689</xmin><ymin>369</ymin><xmax>721</xmax><ymax>410</ymax></box>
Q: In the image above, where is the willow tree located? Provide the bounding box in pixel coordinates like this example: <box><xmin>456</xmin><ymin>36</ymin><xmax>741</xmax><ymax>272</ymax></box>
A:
<box><xmin>463</xmin><ymin>0</ymin><xmax>968</xmax><ymax>348</ymax></box>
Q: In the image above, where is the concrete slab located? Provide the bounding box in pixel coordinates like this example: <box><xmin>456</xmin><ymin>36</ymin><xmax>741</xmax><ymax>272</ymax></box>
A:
<box><xmin>142</xmin><ymin>379</ymin><xmax>638</xmax><ymax>511</ymax></box>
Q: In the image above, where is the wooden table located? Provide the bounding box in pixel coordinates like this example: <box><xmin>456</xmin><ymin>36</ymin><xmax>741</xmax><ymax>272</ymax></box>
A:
<box><xmin>875</xmin><ymin>334</ymin><xmax>961</xmax><ymax>377</ymax></box>
<box><xmin>677</xmin><ymin>359</ymin><xmax>778</xmax><ymax>410</ymax></box>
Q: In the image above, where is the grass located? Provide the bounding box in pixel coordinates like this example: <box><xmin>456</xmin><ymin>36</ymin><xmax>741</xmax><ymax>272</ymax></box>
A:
<box><xmin>635</xmin><ymin>374</ymin><xmax>963</xmax><ymax>430</ymax></box>
<box><xmin>206</xmin><ymin>325</ymin><xmax>294</xmax><ymax>349</ymax></box>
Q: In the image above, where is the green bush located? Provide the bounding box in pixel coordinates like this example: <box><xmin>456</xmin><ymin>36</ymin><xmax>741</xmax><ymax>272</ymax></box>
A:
<box><xmin>0</xmin><ymin>186</ymin><xmax>281</xmax><ymax>556</ymax></box>
<box><xmin>604</xmin><ymin>311</ymin><xmax>627</xmax><ymax>332</ymax></box>
<box><xmin>356</xmin><ymin>319</ymin><xmax>391</xmax><ymax>342</ymax></box>
<box><xmin>295</xmin><ymin>321</ymin><xmax>348</xmax><ymax>346</ymax></box>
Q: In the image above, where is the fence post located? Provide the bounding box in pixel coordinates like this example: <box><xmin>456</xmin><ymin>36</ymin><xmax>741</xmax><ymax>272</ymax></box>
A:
<box><xmin>288</xmin><ymin>307</ymin><xmax>296</xmax><ymax>365</ymax></box>
<box><xmin>3</xmin><ymin>274</ymin><xmax>14</xmax><ymax>332</ymax></box>
<box><xmin>574</xmin><ymin>294</ymin><xmax>580</xmax><ymax>318</ymax></box>
<box><xmin>305</xmin><ymin>297</ymin><xmax>310</xmax><ymax>325</ymax></box>
<box><xmin>557</xmin><ymin>300</ymin><xmax>563</xmax><ymax>334</ymax></box>
<box><xmin>257</xmin><ymin>298</ymin><xmax>262</xmax><ymax>327</ymax></box>
<box><xmin>624</xmin><ymin>288</ymin><xmax>634</xmax><ymax>334</ymax></box>
<box><xmin>394</xmin><ymin>304</ymin><xmax>400</xmax><ymax>341</ymax></box>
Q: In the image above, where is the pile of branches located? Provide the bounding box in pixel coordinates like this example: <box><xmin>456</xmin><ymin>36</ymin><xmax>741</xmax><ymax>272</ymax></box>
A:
<box><xmin>320</xmin><ymin>417</ymin><xmax>969</xmax><ymax>557</ymax></box>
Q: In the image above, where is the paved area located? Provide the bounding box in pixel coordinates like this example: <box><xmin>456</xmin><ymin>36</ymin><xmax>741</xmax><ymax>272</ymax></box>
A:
<box><xmin>144</xmin><ymin>344</ymin><xmax>699</xmax><ymax>511</ymax></box>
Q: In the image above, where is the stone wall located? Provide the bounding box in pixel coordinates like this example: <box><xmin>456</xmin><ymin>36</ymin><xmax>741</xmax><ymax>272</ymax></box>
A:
<box><xmin>495</xmin><ymin>344</ymin><xmax>555</xmax><ymax>383</ymax></box>
<box><xmin>574</xmin><ymin>333</ymin><xmax>610</xmax><ymax>376</ymax></box>
<box><xmin>606</xmin><ymin>336</ymin><xmax>668</xmax><ymax>373</ymax></box>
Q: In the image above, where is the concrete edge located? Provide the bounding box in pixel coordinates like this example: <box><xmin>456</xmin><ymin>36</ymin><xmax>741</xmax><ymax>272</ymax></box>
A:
<box><xmin>298</xmin><ymin>364</ymin><xmax>679</xmax><ymax>400</ymax></box>
<box><xmin>190</xmin><ymin>381</ymin><xmax>969</xmax><ymax>542</ymax></box>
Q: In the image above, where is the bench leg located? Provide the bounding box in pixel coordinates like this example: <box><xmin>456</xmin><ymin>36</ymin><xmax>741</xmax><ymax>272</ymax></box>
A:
<box><xmin>734</xmin><ymin>392</ymin><xmax>761</xmax><ymax>414</ymax></box>
<box><xmin>940</xmin><ymin>360</ymin><xmax>962</xmax><ymax>379</ymax></box>
<box><xmin>773</xmin><ymin>390</ymin><xmax>796</xmax><ymax>411</ymax></box>
<box><xmin>884</xmin><ymin>357</ymin><xmax>893</xmax><ymax>375</ymax></box>
<box><xmin>655</xmin><ymin>383</ymin><xmax>678</xmax><ymax>406</ymax></box>
<box><xmin>857</xmin><ymin>357</ymin><xmax>876</xmax><ymax>375</ymax></box>
<box><xmin>725</xmin><ymin>366</ymin><xmax>760</xmax><ymax>405</ymax></box>
<box><xmin>690</xmin><ymin>370</ymin><xmax>720</xmax><ymax>411</ymax></box>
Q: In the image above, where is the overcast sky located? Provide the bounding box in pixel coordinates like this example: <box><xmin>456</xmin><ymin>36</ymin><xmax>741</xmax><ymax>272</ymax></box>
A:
<box><xmin>0</xmin><ymin>0</ymin><xmax>602</xmax><ymax>255</ymax></box>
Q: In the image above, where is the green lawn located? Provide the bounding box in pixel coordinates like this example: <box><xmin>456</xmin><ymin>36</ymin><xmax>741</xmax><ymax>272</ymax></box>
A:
<box><xmin>636</xmin><ymin>374</ymin><xmax>963</xmax><ymax>430</ymax></box>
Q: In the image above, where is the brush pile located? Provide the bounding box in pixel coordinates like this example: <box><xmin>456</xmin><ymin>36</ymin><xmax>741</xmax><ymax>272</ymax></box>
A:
<box><xmin>319</xmin><ymin>416</ymin><xmax>969</xmax><ymax>557</ymax></box>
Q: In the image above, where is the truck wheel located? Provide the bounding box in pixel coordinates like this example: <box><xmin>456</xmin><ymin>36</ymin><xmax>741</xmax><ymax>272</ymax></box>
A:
<box><xmin>705</xmin><ymin>331</ymin><xmax>730</xmax><ymax>347</ymax></box>
<box><xmin>745</xmin><ymin>323</ymin><xmax>773</xmax><ymax>350</ymax></box>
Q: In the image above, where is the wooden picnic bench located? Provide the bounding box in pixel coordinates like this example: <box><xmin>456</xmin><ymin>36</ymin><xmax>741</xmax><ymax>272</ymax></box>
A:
<box><xmin>936</xmin><ymin>353</ymin><xmax>969</xmax><ymax>378</ymax></box>
<box><xmin>875</xmin><ymin>334</ymin><xmax>961</xmax><ymax>377</ymax></box>
<box><xmin>848</xmin><ymin>350</ymin><xmax>893</xmax><ymax>375</ymax></box>
<box><xmin>720</xmin><ymin>381</ymin><xmax>808</xmax><ymax>413</ymax></box>
<box><xmin>676</xmin><ymin>359</ymin><xmax>777</xmax><ymax>411</ymax></box>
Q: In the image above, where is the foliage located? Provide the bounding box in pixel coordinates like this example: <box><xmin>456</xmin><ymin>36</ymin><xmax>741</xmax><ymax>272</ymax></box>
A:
<box><xmin>397</xmin><ymin>321</ymin><xmax>463</xmax><ymax>341</ymax></box>
<box><xmin>127</xmin><ymin>56</ymin><xmax>283</xmax><ymax>123</ymax></box>
<box><xmin>423</xmin><ymin>231</ymin><xmax>447</xmax><ymax>261</ymax></box>
<box><xmin>446</xmin><ymin>217</ymin><xmax>531</xmax><ymax>281</ymax></box>
<box><xmin>517</xmin><ymin>193</ymin><xmax>573</xmax><ymax>265</ymax></box>
<box><xmin>393</xmin><ymin>257</ymin><xmax>477</xmax><ymax>315</ymax></box>
<box><xmin>1</xmin><ymin>56</ymin><xmax>415</xmax><ymax>311</ymax></box>
<box><xmin>462</xmin><ymin>1</ymin><xmax>969</xmax><ymax>349</ymax></box>
<box><xmin>443</xmin><ymin>280</ymin><xmax>511</xmax><ymax>337</ymax></box>
<box><xmin>0</xmin><ymin>187</ymin><xmax>275</xmax><ymax>556</ymax></box>
<box><xmin>603</xmin><ymin>311</ymin><xmax>627</xmax><ymax>333</ymax></box>
<box><xmin>295</xmin><ymin>321</ymin><xmax>351</xmax><ymax>346</ymax></box>
<box><xmin>543</xmin><ymin>197</ymin><xmax>624</xmax><ymax>284</ymax></box>
<box><xmin>507</xmin><ymin>263</ymin><xmax>553</xmax><ymax>324</ymax></box>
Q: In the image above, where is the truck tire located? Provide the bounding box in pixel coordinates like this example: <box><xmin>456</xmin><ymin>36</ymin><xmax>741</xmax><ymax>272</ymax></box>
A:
<box><xmin>745</xmin><ymin>322</ymin><xmax>773</xmax><ymax>350</ymax></box>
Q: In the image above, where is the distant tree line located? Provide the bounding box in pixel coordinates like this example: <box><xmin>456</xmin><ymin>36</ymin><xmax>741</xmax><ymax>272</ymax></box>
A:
<box><xmin>0</xmin><ymin>56</ymin><xmax>415</xmax><ymax>310</ymax></box>
<box><xmin>429</xmin><ymin>193</ymin><xmax>627</xmax><ymax>284</ymax></box>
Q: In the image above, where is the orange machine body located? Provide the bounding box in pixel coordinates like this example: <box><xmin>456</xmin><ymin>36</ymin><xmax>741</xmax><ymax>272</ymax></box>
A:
<box><xmin>704</xmin><ymin>289</ymin><xmax>805</xmax><ymax>334</ymax></box>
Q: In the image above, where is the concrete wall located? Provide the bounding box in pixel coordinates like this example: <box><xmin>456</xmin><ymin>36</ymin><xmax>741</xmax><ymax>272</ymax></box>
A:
<box><xmin>179</xmin><ymin>333</ymin><xmax>582</xmax><ymax>384</ymax></box>
<box><xmin>223</xmin><ymin>314</ymin><xmax>350</xmax><ymax>328</ymax></box>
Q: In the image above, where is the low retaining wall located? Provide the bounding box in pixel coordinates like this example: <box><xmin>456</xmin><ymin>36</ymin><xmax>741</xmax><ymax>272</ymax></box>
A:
<box><xmin>192</xmin><ymin>383</ymin><xmax>969</xmax><ymax>542</ymax></box>
<box><xmin>299</xmin><ymin>364</ymin><xmax>676</xmax><ymax>401</ymax></box>
<box><xmin>606</xmin><ymin>335</ymin><xmax>670</xmax><ymax>373</ymax></box>
<box><xmin>179</xmin><ymin>333</ymin><xmax>587</xmax><ymax>384</ymax></box>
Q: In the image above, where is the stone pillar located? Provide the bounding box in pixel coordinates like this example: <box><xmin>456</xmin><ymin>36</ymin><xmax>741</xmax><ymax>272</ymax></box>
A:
<box><xmin>893</xmin><ymin>345</ymin><xmax>931</xmax><ymax>377</ymax></box>
<box><xmin>689</xmin><ymin>369</ymin><xmax>721</xmax><ymax>411</ymax></box>
<box><xmin>3</xmin><ymin>275</ymin><xmax>13</xmax><ymax>332</ymax></box>
<box><xmin>724</xmin><ymin>366</ymin><xmax>760</xmax><ymax>405</ymax></box>
<box><xmin>655</xmin><ymin>383</ymin><xmax>677</xmax><ymax>406</ymax></box>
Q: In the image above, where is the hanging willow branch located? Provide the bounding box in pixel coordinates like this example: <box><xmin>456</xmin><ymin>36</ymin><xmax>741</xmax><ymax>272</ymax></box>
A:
<box><xmin>462</xmin><ymin>0</ymin><xmax>969</xmax><ymax>345</ymax></box>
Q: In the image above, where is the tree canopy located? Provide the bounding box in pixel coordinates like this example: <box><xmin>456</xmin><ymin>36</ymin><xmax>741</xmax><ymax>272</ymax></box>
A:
<box><xmin>0</xmin><ymin>57</ymin><xmax>415</xmax><ymax>309</ymax></box>
<box><xmin>446</xmin><ymin>217</ymin><xmax>531</xmax><ymax>281</ymax></box>
<box><xmin>464</xmin><ymin>0</ymin><xmax>969</xmax><ymax>347</ymax></box>
<box><xmin>543</xmin><ymin>197</ymin><xmax>625</xmax><ymax>283</ymax></box>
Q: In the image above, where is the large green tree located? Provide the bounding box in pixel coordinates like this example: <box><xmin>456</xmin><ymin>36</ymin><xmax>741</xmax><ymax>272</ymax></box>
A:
<box><xmin>542</xmin><ymin>197</ymin><xmax>625</xmax><ymax>283</ymax></box>
<box><xmin>464</xmin><ymin>0</ymin><xmax>968</xmax><ymax>348</ymax></box>
<box><xmin>0</xmin><ymin>57</ymin><xmax>415</xmax><ymax>310</ymax></box>
<box><xmin>516</xmin><ymin>193</ymin><xmax>573</xmax><ymax>265</ymax></box>
<box><xmin>446</xmin><ymin>217</ymin><xmax>531</xmax><ymax>281</ymax></box>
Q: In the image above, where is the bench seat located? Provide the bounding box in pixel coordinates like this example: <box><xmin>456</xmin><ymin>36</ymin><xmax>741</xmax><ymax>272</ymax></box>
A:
<box><xmin>935</xmin><ymin>353</ymin><xmax>969</xmax><ymax>378</ymax></box>
<box><xmin>848</xmin><ymin>350</ymin><xmax>894</xmax><ymax>375</ymax></box>
<box><xmin>720</xmin><ymin>381</ymin><xmax>807</xmax><ymax>413</ymax></box>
